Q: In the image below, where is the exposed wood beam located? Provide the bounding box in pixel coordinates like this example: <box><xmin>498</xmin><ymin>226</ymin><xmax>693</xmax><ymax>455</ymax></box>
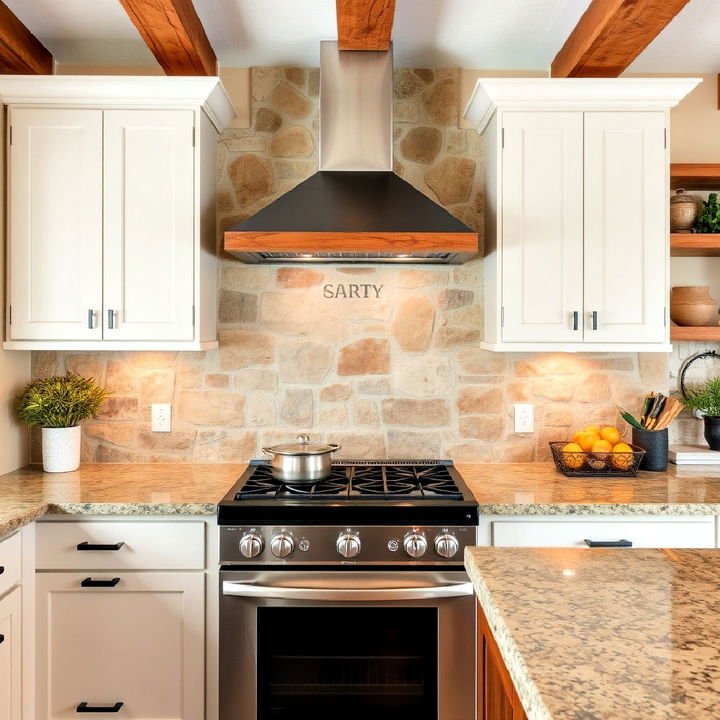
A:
<box><xmin>119</xmin><ymin>0</ymin><xmax>217</xmax><ymax>76</ymax></box>
<box><xmin>336</xmin><ymin>0</ymin><xmax>395</xmax><ymax>51</ymax></box>
<box><xmin>0</xmin><ymin>0</ymin><xmax>53</xmax><ymax>74</ymax></box>
<box><xmin>551</xmin><ymin>0</ymin><xmax>691</xmax><ymax>78</ymax></box>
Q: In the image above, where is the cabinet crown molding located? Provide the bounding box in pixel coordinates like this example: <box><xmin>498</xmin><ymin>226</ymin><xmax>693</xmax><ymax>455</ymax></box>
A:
<box><xmin>0</xmin><ymin>75</ymin><xmax>236</xmax><ymax>132</ymax></box>
<box><xmin>464</xmin><ymin>77</ymin><xmax>702</xmax><ymax>133</ymax></box>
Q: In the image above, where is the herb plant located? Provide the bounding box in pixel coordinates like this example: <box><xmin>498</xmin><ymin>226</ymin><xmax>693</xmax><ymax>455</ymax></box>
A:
<box><xmin>694</xmin><ymin>193</ymin><xmax>720</xmax><ymax>233</ymax></box>
<box><xmin>682</xmin><ymin>377</ymin><xmax>720</xmax><ymax>417</ymax></box>
<box><xmin>16</xmin><ymin>374</ymin><xmax>109</xmax><ymax>428</ymax></box>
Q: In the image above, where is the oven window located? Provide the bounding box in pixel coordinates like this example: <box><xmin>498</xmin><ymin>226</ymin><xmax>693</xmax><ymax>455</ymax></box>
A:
<box><xmin>257</xmin><ymin>607</ymin><xmax>438</xmax><ymax>720</ymax></box>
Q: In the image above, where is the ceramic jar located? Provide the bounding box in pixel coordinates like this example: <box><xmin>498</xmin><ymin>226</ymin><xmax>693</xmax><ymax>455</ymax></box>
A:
<box><xmin>670</xmin><ymin>286</ymin><xmax>717</xmax><ymax>327</ymax></box>
<box><xmin>41</xmin><ymin>425</ymin><xmax>81</xmax><ymax>473</ymax></box>
<box><xmin>670</xmin><ymin>189</ymin><xmax>698</xmax><ymax>232</ymax></box>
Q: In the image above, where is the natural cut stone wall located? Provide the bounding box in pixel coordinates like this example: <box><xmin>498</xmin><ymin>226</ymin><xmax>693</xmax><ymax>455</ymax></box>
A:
<box><xmin>31</xmin><ymin>67</ymin><xmax>666</xmax><ymax>463</ymax></box>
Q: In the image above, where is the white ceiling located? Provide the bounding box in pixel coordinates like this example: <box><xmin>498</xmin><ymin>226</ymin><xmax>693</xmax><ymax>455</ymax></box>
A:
<box><xmin>3</xmin><ymin>0</ymin><xmax>717</xmax><ymax>73</ymax></box>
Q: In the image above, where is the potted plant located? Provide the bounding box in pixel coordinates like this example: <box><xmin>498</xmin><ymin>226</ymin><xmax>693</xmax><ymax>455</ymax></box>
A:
<box><xmin>16</xmin><ymin>374</ymin><xmax>109</xmax><ymax>473</ymax></box>
<box><xmin>682</xmin><ymin>376</ymin><xmax>720</xmax><ymax>450</ymax></box>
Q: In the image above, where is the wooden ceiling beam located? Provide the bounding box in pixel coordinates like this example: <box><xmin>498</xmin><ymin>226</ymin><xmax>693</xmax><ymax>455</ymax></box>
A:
<box><xmin>0</xmin><ymin>0</ymin><xmax>53</xmax><ymax>74</ymax></box>
<box><xmin>336</xmin><ymin>0</ymin><xmax>395</xmax><ymax>51</ymax></box>
<box><xmin>551</xmin><ymin>0</ymin><xmax>691</xmax><ymax>78</ymax></box>
<box><xmin>119</xmin><ymin>0</ymin><xmax>217</xmax><ymax>76</ymax></box>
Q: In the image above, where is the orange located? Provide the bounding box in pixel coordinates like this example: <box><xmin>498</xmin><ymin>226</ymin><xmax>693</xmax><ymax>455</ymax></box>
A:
<box><xmin>573</xmin><ymin>430</ymin><xmax>600</xmax><ymax>453</ymax></box>
<box><xmin>582</xmin><ymin>424</ymin><xmax>601</xmax><ymax>435</ymax></box>
<box><xmin>610</xmin><ymin>442</ymin><xmax>634</xmax><ymax>470</ymax></box>
<box><xmin>600</xmin><ymin>426</ymin><xmax>621</xmax><ymax>445</ymax></box>
<box><xmin>561</xmin><ymin>442</ymin><xmax>585</xmax><ymax>470</ymax></box>
<box><xmin>591</xmin><ymin>439</ymin><xmax>612</xmax><ymax>454</ymax></box>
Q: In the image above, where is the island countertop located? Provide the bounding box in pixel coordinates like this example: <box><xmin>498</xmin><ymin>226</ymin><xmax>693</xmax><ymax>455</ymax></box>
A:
<box><xmin>2</xmin><ymin>461</ymin><xmax>720</xmax><ymax>541</ymax></box>
<box><xmin>465</xmin><ymin>546</ymin><xmax>720</xmax><ymax>720</ymax></box>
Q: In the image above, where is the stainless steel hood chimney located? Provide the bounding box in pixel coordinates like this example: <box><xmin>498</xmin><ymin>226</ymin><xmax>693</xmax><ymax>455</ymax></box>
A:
<box><xmin>224</xmin><ymin>42</ymin><xmax>478</xmax><ymax>264</ymax></box>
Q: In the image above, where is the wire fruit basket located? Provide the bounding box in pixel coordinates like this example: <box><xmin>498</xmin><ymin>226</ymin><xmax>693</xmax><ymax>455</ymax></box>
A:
<box><xmin>549</xmin><ymin>442</ymin><xmax>646</xmax><ymax>477</ymax></box>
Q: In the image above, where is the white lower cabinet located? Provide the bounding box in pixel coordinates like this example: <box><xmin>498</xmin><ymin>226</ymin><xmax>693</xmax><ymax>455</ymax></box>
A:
<box><xmin>478</xmin><ymin>515</ymin><xmax>716</xmax><ymax>549</ymax></box>
<box><xmin>0</xmin><ymin>586</ymin><xmax>22</xmax><ymax>720</ymax></box>
<box><xmin>35</xmin><ymin>571</ymin><xmax>205</xmax><ymax>720</ymax></box>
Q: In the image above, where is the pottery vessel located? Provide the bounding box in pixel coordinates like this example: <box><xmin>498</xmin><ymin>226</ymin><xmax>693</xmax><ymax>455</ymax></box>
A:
<box><xmin>704</xmin><ymin>416</ymin><xmax>720</xmax><ymax>451</ymax></box>
<box><xmin>41</xmin><ymin>425</ymin><xmax>81</xmax><ymax>473</ymax></box>
<box><xmin>670</xmin><ymin>286</ymin><xmax>717</xmax><ymax>327</ymax></box>
<box><xmin>669</xmin><ymin>188</ymin><xmax>698</xmax><ymax>232</ymax></box>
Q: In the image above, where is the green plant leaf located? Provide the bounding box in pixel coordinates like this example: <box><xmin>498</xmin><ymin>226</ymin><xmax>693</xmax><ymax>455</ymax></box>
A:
<box><xmin>619</xmin><ymin>409</ymin><xmax>644</xmax><ymax>429</ymax></box>
<box><xmin>682</xmin><ymin>376</ymin><xmax>720</xmax><ymax>417</ymax></box>
<box><xmin>694</xmin><ymin>192</ymin><xmax>720</xmax><ymax>233</ymax></box>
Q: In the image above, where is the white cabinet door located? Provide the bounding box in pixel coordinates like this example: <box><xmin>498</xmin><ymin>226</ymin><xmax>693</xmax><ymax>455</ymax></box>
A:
<box><xmin>36</xmin><ymin>572</ymin><xmax>204</xmax><ymax>720</ymax></box>
<box><xmin>0</xmin><ymin>586</ymin><xmax>22</xmax><ymax>720</ymax></box>
<box><xmin>501</xmin><ymin>112</ymin><xmax>584</xmax><ymax>343</ymax></box>
<box><xmin>583</xmin><ymin>112</ymin><xmax>667</xmax><ymax>343</ymax></box>
<box><xmin>103</xmin><ymin>110</ymin><xmax>195</xmax><ymax>341</ymax></box>
<box><xmin>9</xmin><ymin>108</ymin><xmax>103</xmax><ymax>340</ymax></box>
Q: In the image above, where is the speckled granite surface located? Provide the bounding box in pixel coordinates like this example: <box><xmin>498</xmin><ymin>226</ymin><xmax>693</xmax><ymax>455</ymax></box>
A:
<box><xmin>0</xmin><ymin>463</ymin><xmax>243</xmax><ymax>540</ymax></box>
<box><xmin>2</xmin><ymin>461</ymin><xmax>720</xmax><ymax>541</ymax></box>
<box><xmin>466</xmin><ymin>546</ymin><xmax>720</xmax><ymax>720</ymax></box>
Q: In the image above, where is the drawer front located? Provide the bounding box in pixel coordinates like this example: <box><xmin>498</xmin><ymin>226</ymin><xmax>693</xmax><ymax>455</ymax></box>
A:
<box><xmin>0</xmin><ymin>586</ymin><xmax>22</xmax><ymax>720</ymax></box>
<box><xmin>492</xmin><ymin>517</ymin><xmax>716</xmax><ymax>549</ymax></box>
<box><xmin>36</xmin><ymin>521</ymin><xmax>205</xmax><ymax>570</ymax></box>
<box><xmin>0</xmin><ymin>532</ymin><xmax>22</xmax><ymax>598</ymax></box>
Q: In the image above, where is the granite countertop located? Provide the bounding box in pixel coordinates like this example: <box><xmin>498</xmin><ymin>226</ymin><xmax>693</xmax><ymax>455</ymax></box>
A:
<box><xmin>2</xmin><ymin>461</ymin><xmax>720</xmax><ymax>541</ymax></box>
<box><xmin>465</xmin><ymin>546</ymin><xmax>720</xmax><ymax>720</ymax></box>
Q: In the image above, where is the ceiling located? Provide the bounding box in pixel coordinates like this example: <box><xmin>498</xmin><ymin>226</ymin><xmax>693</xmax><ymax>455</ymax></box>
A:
<box><xmin>3</xmin><ymin>0</ymin><xmax>716</xmax><ymax>73</ymax></box>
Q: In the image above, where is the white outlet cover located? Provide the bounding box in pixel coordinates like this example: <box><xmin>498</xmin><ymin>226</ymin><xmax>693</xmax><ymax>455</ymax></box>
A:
<box><xmin>514</xmin><ymin>404</ymin><xmax>534</xmax><ymax>433</ymax></box>
<box><xmin>151</xmin><ymin>403</ymin><xmax>172</xmax><ymax>433</ymax></box>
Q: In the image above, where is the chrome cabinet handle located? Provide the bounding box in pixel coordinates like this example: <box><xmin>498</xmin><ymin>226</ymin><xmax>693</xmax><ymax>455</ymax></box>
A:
<box><xmin>107</xmin><ymin>309</ymin><xmax>116</xmax><ymax>329</ymax></box>
<box><xmin>222</xmin><ymin>580</ymin><xmax>473</xmax><ymax>601</ymax></box>
<box><xmin>87</xmin><ymin>309</ymin><xmax>96</xmax><ymax>329</ymax></box>
<box><xmin>591</xmin><ymin>310</ymin><xmax>599</xmax><ymax>331</ymax></box>
<box><xmin>572</xmin><ymin>311</ymin><xmax>579</xmax><ymax>331</ymax></box>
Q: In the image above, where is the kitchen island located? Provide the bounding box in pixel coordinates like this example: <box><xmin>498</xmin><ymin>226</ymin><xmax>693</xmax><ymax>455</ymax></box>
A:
<box><xmin>3</xmin><ymin>461</ymin><xmax>720</xmax><ymax>540</ymax></box>
<box><xmin>466</xmin><ymin>545</ymin><xmax>720</xmax><ymax>720</ymax></box>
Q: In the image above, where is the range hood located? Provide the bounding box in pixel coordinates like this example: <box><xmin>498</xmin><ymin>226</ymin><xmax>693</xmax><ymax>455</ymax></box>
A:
<box><xmin>224</xmin><ymin>42</ymin><xmax>478</xmax><ymax>264</ymax></box>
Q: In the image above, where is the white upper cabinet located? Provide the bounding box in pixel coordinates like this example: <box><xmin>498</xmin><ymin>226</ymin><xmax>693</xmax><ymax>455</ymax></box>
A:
<box><xmin>465</xmin><ymin>78</ymin><xmax>701</xmax><ymax>352</ymax></box>
<box><xmin>2</xmin><ymin>76</ymin><xmax>235</xmax><ymax>351</ymax></box>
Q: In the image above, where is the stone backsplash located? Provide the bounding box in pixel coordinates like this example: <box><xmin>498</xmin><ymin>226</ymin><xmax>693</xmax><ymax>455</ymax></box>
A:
<box><xmin>31</xmin><ymin>67</ymin><xmax>667</xmax><ymax>463</ymax></box>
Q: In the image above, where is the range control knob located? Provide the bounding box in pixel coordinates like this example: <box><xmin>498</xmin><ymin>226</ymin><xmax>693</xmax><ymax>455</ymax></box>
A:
<box><xmin>336</xmin><ymin>533</ymin><xmax>361</xmax><ymax>559</ymax></box>
<box><xmin>434</xmin><ymin>533</ymin><xmax>459</xmax><ymax>559</ymax></box>
<box><xmin>403</xmin><ymin>533</ymin><xmax>428</xmax><ymax>558</ymax></box>
<box><xmin>239</xmin><ymin>532</ymin><xmax>264</xmax><ymax>559</ymax></box>
<box><xmin>270</xmin><ymin>534</ymin><xmax>295</xmax><ymax>559</ymax></box>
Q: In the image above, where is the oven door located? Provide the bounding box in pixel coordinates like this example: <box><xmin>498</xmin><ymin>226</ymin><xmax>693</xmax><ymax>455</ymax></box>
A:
<box><xmin>220</xmin><ymin>570</ymin><xmax>475</xmax><ymax>720</ymax></box>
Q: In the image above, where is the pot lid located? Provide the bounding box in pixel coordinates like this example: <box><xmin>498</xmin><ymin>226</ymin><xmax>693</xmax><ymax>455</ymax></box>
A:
<box><xmin>264</xmin><ymin>435</ymin><xmax>339</xmax><ymax>456</ymax></box>
<box><xmin>671</xmin><ymin>188</ymin><xmax>696</xmax><ymax>204</ymax></box>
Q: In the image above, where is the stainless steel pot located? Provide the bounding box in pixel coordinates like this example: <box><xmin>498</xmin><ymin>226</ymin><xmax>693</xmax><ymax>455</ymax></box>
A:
<box><xmin>261</xmin><ymin>435</ymin><xmax>341</xmax><ymax>484</ymax></box>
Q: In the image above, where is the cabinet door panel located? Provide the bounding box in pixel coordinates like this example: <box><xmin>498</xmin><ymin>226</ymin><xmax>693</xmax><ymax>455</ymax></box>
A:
<box><xmin>103</xmin><ymin>110</ymin><xmax>194</xmax><ymax>341</ymax></box>
<box><xmin>0</xmin><ymin>587</ymin><xmax>22</xmax><ymax>720</ymax></box>
<box><xmin>584</xmin><ymin>112</ymin><xmax>667</xmax><ymax>343</ymax></box>
<box><xmin>9</xmin><ymin>108</ymin><xmax>103</xmax><ymax>340</ymax></box>
<box><xmin>501</xmin><ymin>112</ymin><xmax>584</xmax><ymax>342</ymax></box>
<box><xmin>36</xmin><ymin>572</ymin><xmax>204</xmax><ymax>720</ymax></box>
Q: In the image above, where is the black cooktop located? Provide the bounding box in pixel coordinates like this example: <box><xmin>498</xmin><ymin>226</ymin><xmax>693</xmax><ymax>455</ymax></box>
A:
<box><xmin>217</xmin><ymin>460</ymin><xmax>479</xmax><ymax>526</ymax></box>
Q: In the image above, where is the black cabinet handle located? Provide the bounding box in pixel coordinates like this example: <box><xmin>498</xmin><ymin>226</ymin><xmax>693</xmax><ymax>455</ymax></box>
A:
<box><xmin>81</xmin><ymin>577</ymin><xmax>120</xmax><ymax>588</ymax></box>
<box><xmin>591</xmin><ymin>310</ymin><xmax>599</xmax><ymax>331</ymax></box>
<box><xmin>0</xmin><ymin>566</ymin><xmax>4</xmax><ymax>574</ymax></box>
<box><xmin>76</xmin><ymin>542</ymin><xmax>125</xmax><ymax>551</ymax></box>
<box><xmin>0</xmin><ymin>633</ymin><xmax>4</xmax><ymax>644</ymax></box>
<box><xmin>572</xmin><ymin>311</ymin><xmax>579</xmax><ymax>331</ymax></box>
<box><xmin>584</xmin><ymin>539</ymin><xmax>632</xmax><ymax>548</ymax></box>
<box><xmin>76</xmin><ymin>702</ymin><xmax>123</xmax><ymax>713</ymax></box>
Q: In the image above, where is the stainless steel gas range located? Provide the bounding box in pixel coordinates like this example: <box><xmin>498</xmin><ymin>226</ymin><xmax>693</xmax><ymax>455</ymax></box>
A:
<box><xmin>218</xmin><ymin>459</ymin><xmax>479</xmax><ymax>720</ymax></box>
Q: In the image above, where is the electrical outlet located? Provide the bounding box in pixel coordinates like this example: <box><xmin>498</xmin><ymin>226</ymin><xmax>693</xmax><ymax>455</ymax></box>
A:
<box><xmin>514</xmin><ymin>404</ymin><xmax>534</xmax><ymax>433</ymax></box>
<box><xmin>151</xmin><ymin>403</ymin><xmax>172</xmax><ymax>433</ymax></box>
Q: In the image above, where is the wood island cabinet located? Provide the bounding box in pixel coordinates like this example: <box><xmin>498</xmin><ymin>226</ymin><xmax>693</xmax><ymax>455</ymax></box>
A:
<box><xmin>477</xmin><ymin>601</ymin><xmax>527</xmax><ymax>720</ymax></box>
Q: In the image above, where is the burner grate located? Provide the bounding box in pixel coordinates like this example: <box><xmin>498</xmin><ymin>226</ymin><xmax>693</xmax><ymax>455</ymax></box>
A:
<box><xmin>234</xmin><ymin>463</ymin><xmax>463</xmax><ymax>501</ymax></box>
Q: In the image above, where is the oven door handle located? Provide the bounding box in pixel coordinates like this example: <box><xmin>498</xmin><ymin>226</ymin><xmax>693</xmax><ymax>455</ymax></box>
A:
<box><xmin>222</xmin><ymin>580</ymin><xmax>474</xmax><ymax>601</ymax></box>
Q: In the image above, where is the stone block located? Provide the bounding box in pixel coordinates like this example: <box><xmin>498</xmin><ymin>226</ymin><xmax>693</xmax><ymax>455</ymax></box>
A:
<box><xmin>356</xmin><ymin>378</ymin><xmax>392</xmax><ymax>395</ymax></box>
<box><xmin>276</xmin><ymin>267</ymin><xmax>324</xmax><ymax>288</ymax></box>
<box><xmin>280</xmin><ymin>388</ymin><xmax>313</xmax><ymax>426</ymax></box>
<box><xmin>178</xmin><ymin>391</ymin><xmax>245</xmax><ymax>426</ymax></box>
<box><xmin>425</xmin><ymin>157</ymin><xmax>475</xmax><ymax>204</ymax></box>
<box><xmin>96</xmin><ymin>396</ymin><xmax>139</xmax><ymax>420</ymax></box>
<box><xmin>392</xmin><ymin>296</ymin><xmax>434</xmax><ymax>351</ymax></box>
<box><xmin>278</xmin><ymin>342</ymin><xmax>333</xmax><ymax>383</ymax></box>
<box><xmin>413</xmin><ymin>68</ymin><xmax>435</xmax><ymax>85</ymax></box>
<box><xmin>338</xmin><ymin>338</ymin><xmax>390</xmax><ymax>375</ymax></box>
<box><xmin>233</xmin><ymin>369</ymin><xmax>277</xmax><ymax>393</ymax></box>
<box><xmin>457</xmin><ymin>387</ymin><xmax>503</xmax><ymax>415</ymax></box>
<box><xmin>96</xmin><ymin>444</ymin><xmax>139</xmax><ymax>463</ymax></box>
<box><xmin>218</xmin><ymin>289</ymin><xmax>259</xmax><ymax>324</ymax></box>
<box><xmin>284</xmin><ymin>67</ymin><xmax>305</xmax><ymax>86</ymax></box>
<box><xmin>459</xmin><ymin>416</ymin><xmax>503</xmax><ymax>441</ymax></box>
<box><xmin>224</xmin><ymin>265</ymin><xmax>272</xmax><ymax>291</ymax></box>
<box><xmin>205</xmin><ymin>374</ymin><xmax>229</xmax><ymax>389</ymax></box>
<box><xmin>274</xmin><ymin>160</ymin><xmax>314</xmax><ymax>179</ymax></box>
<box><xmin>252</xmin><ymin>67</ymin><xmax>282</xmax><ymax>103</ymax></box>
<box><xmin>575</xmin><ymin>373</ymin><xmax>610</xmax><ymax>403</ymax></box>
<box><xmin>140</xmin><ymin>370</ymin><xmax>175</xmax><ymax>406</ymax></box>
<box><xmin>422</xmin><ymin>77</ymin><xmax>458</xmax><ymax>125</ymax></box>
<box><xmin>434</xmin><ymin>327</ymin><xmax>481</xmax><ymax>348</ymax></box>
<box><xmin>320</xmin><ymin>383</ymin><xmax>352</xmax><ymax>402</ymax></box>
<box><xmin>105</xmin><ymin>361</ymin><xmax>138</xmax><ymax>395</ymax></box>
<box><xmin>219</xmin><ymin>433</ymin><xmax>258</xmax><ymax>462</ymax></box>
<box><xmin>270</xmin><ymin>82</ymin><xmax>312</xmax><ymax>119</ymax></box>
<box><xmin>65</xmin><ymin>353</ymin><xmax>104</xmax><ymax>380</ymax></box>
<box><xmin>229</xmin><ymin>155</ymin><xmax>274</xmax><ymax>207</ymax></box>
<box><xmin>246</xmin><ymin>393</ymin><xmax>275</xmax><ymax>426</ymax></box>
<box><xmin>533</xmin><ymin>378</ymin><xmax>574</xmax><ymax>402</ymax></box>
<box><xmin>382</xmin><ymin>398</ymin><xmax>450</xmax><ymax>426</ymax></box>
<box><xmin>446</xmin><ymin>442</ymin><xmax>493</xmax><ymax>463</ymax></box>
<box><xmin>400</xmin><ymin>127</ymin><xmax>442</xmax><ymax>164</ymax></box>
<box><xmin>387</xmin><ymin>430</ymin><xmax>441</xmax><ymax>457</ymax></box>
<box><xmin>396</xmin><ymin>355</ymin><xmax>452</xmax><ymax>397</ymax></box>
<box><xmin>219</xmin><ymin>329</ymin><xmax>274</xmax><ymax>369</ymax></box>
<box><xmin>318</xmin><ymin>404</ymin><xmax>348</xmax><ymax>426</ymax></box>
<box><xmin>225</xmin><ymin>135</ymin><xmax>267</xmax><ymax>153</ymax></box>
<box><xmin>544</xmin><ymin>408</ymin><xmax>573</xmax><ymax>427</ymax></box>
<box><xmin>354</xmin><ymin>400</ymin><xmax>378</xmax><ymax>425</ymax></box>
<box><xmin>138</xmin><ymin>428</ymin><xmax>197</xmax><ymax>451</ymax></box>
<box><xmin>84</xmin><ymin>421</ymin><xmax>135</xmax><ymax>447</ymax></box>
<box><xmin>307</xmin><ymin>69</ymin><xmax>319</xmax><ymax>97</ymax></box>
<box><xmin>394</xmin><ymin>102</ymin><xmax>419</xmax><ymax>123</ymax></box>
<box><xmin>397</xmin><ymin>269</ymin><xmax>449</xmax><ymax>288</ymax></box>
<box><xmin>438</xmin><ymin>289</ymin><xmax>474</xmax><ymax>310</ymax></box>
<box><xmin>270</xmin><ymin>127</ymin><xmax>314</xmax><ymax>157</ymax></box>
<box><xmin>255</xmin><ymin>108</ymin><xmax>281</xmax><ymax>132</ymax></box>
<box><xmin>394</xmin><ymin>69</ymin><xmax>423</xmax><ymax>99</ymax></box>
<box><xmin>328</xmin><ymin>432</ymin><xmax>386</xmax><ymax>459</ymax></box>
<box><xmin>457</xmin><ymin>347</ymin><xmax>506</xmax><ymax>376</ymax></box>
<box><xmin>32</xmin><ymin>351</ymin><xmax>59</xmax><ymax>380</ymax></box>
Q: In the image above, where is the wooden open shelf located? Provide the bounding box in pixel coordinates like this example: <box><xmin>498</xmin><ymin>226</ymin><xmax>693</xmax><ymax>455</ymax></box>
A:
<box><xmin>671</xmin><ymin>326</ymin><xmax>720</xmax><ymax>341</ymax></box>
<box><xmin>671</xmin><ymin>164</ymin><xmax>720</xmax><ymax>190</ymax></box>
<box><xmin>670</xmin><ymin>233</ymin><xmax>720</xmax><ymax>256</ymax></box>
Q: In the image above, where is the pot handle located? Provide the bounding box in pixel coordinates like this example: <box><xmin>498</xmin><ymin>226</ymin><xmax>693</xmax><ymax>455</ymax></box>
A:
<box><xmin>328</xmin><ymin>444</ymin><xmax>341</xmax><ymax>452</ymax></box>
<box><xmin>261</xmin><ymin>447</ymin><xmax>274</xmax><ymax>456</ymax></box>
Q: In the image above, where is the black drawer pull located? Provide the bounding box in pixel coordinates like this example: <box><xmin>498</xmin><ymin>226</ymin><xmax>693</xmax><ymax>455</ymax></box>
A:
<box><xmin>77</xmin><ymin>542</ymin><xmax>125</xmax><ymax>551</ymax></box>
<box><xmin>584</xmin><ymin>539</ymin><xmax>632</xmax><ymax>548</ymax></box>
<box><xmin>0</xmin><ymin>633</ymin><xmax>4</xmax><ymax>644</ymax></box>
<box><xmin>81</xmin><ymin>577</ymin><xmax>120</xmax><ymax>588</ymax></box>
<box><xmin>76</xmin><ymin>702</ymin><xmax>123</xmax><ymax>713</ymax></box>
<box><xmin>0</xmin><ymin>566</ymin><xmax>4</xmax><ymax>574</ymax></box>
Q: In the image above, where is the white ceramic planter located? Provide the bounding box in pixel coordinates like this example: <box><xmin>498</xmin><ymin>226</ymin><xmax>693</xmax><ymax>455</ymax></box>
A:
<box><xmin>41</xmin><ymin>426</ymin><xmax>81</xmax><ymax>473</ymax></box>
